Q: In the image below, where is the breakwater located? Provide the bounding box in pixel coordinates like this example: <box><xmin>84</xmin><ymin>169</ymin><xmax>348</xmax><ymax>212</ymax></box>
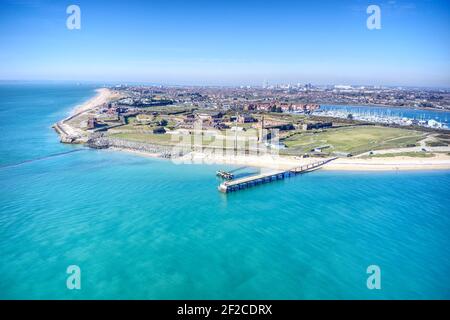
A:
<box><xmin>87</xmin><ymin>136</ymin><xmax>181</xmax><ymax>158</ymax></box>
<box><xmin>0</xmin><ymin>149</ymin><xmax>85</xmax><ymax>169</ymax></box>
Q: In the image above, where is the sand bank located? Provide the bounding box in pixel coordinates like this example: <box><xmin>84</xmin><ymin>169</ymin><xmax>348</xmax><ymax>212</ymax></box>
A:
<box><xmin>54</xmin><ymin>88</ymin><xmax>119</xmax><ymax>143</ymax></box>
<box><xmin>112</xmin><ymin>149</ymin><xmax>450</xmax><ymax>171</ymax></box>
<box><xmin>69</xmin><ymin>88</ymin><xmax>115</xmax><ymax>116</ymax></box>
<box><xmin>322</xmin><ymin>153</ymin><xmax>450</xmax><ymax>171</ymax></box>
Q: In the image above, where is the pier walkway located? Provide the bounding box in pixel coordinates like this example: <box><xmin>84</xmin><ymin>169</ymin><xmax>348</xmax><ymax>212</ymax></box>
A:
<box><xmin>218</xmin><ymin>158</ymin><xmax>336</xmax><ymax>193</ymax></box>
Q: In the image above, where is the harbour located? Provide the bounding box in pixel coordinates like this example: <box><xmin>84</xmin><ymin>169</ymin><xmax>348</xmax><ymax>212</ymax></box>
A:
<box><xmin>314</xmin><ymin>105</ymin><xmax>450</xmax><ymax>130</ymax></box>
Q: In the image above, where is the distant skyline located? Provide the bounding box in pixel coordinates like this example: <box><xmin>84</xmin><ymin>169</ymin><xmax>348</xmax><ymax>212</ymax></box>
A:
<box><xmin>0</xmin><ymin>0</ymin><xmax>449</xmax><ymax>87</ymax></box>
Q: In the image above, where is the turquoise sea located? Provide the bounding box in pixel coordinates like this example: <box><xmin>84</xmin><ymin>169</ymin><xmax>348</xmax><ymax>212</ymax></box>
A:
<box><xmin>0</xmin><ymin>83</ymin><xmax>449</xmax><ymax>299</ymax></box>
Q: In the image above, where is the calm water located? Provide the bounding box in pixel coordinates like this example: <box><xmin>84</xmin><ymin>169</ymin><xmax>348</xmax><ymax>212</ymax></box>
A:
<box><xmin>0</xmin><ymin>83</ymin><xmax>449</xmax><ymax>299</ymax></box>
<box><xmin>320</xmin><ymin>104</ymin><xmax>450</xmax><ymax>127</ymax></box>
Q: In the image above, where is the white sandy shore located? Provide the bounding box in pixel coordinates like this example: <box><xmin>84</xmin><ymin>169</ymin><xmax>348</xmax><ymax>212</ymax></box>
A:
<box><xmin>322</xmin><ymin>153</ymin><xmax>450</xmax><ymax>171</ymax></box>
<box><xmin>69</xmin><ymin>88</ymin><xmax>113</xmax><ymax>116</ymax></box>
<box><xmin>175</xmin><ymin>152</ymin><xmax>316</xmax><ymax>170</ymax></box>
<box><xmin>108</xmin><ymin>148</ymin><xmax>450</xmax><ymax>171</ymax></box>
<box><xmin>55</xmin><ymin>88</ymin><xmax>120</xmax><ymax>142</ymax></box>
<box><xmin>182</xmin><ymin>152</ymin><xmax>450</xmax><ymax>171</ymax></box>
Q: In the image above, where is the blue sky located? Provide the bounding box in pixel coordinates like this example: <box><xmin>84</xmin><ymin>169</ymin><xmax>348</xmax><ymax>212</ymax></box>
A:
<box><xmin>0</xmin><ymin>0</ymin><xmax>449</xmax><ymax>86</ymax></box>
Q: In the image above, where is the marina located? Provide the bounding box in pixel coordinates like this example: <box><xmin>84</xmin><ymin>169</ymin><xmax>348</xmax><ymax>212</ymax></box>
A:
<box><xmin>313</xmin><ymin>105</ymin><xmax>450</xmax><ymax>130</ymax></box>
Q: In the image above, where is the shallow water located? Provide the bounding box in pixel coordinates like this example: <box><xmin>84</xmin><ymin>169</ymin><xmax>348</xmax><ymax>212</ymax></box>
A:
<box><xmin>0</xmin><ymin>83</ymin><xmax>449</xmax><ymax>299</ymax></box>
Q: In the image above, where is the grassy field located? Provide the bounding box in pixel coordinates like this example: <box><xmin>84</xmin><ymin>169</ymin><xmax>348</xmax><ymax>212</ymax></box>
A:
<box><xmin>108</xmin><ymin>124</ymin><xmax>427</xmax><ymax>156</ymax></box>
<box><xmin>108</xmin><ymin>126</ymin><xmax>263</xmax><ymax>145</ymax></box>
<box><xmin>426</xmin><ymin>133</ymin><xmax>450</xmax><ymax>147</ymax></box>
<box><xmin>108</xmin><ymin>131</ymin><xmax>236</xmax><ymax>147</ymax></box>
<box><xmin>109</xmin><ymin>132</ymin><xmax>174</xmax><ymax>145</ymax></box>
<box><xmin>282</xmin><ymin>125</ymin><xmax>425</xmax><ymax>155</ymax></box>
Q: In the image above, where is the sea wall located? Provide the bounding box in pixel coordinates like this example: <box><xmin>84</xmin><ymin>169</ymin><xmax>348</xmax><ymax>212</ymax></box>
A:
<box><xmin>52</xmin><ymin>122</ymin><xmax>79</xmax><ymax>144</ymax></box>
<box><xmin>87</xmin><ymin>136</ymin><xmax>181</xmax><ymax>158</ymax></box>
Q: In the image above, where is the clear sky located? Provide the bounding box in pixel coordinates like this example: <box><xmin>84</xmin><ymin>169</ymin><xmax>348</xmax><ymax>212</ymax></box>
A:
<box><xmin>0</xmin><ymin>0</ymin><xmax>449</xmax><ymax>87</ymax></box>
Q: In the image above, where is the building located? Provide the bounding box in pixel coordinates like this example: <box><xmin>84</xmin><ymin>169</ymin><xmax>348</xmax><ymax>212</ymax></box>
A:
<box><xmin>87</xmin><ymin>118</ymin><xmax>99</xmax><ymax>129</ymax></box>
<box><xmin>214</xmin><ymin>122</ymin><xmax>230</xmax><ymax>130</ymax></box>
<box><xmin>311</xmin><ymin>145</ymin><xmax>330</xmax><ymax>153</ymax></box>
<box><xmin>184</xmin><ymin>113</ymin><xmax>196</xmax><ymax>122</ymax></box>
<box><xmin>195</xmin><ymin>111</ymin><xmax>224</xmax><ymax>122</ymax></box>
<box><xmin>302</xmin><ymin>122</ymin><xmax>332</xmax><ymax>131</ymax></box>
<box><xmin>237</xmin><ymin>114</ymin><xmax>257</xmax><ymax>123</ymax></box>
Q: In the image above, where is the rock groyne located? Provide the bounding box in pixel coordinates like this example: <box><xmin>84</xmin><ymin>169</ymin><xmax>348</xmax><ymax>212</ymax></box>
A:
<box><xmin>87</xmin><ymin>136</ymin><xmax>183</xmax><ymax>159</ymax></box>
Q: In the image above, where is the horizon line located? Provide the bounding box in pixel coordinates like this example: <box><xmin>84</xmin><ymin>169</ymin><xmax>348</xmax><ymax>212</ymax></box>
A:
<box><xmin>1</xmin><ymin>79</ymin><xmax>449</xmax><ymax>91</ymax></box>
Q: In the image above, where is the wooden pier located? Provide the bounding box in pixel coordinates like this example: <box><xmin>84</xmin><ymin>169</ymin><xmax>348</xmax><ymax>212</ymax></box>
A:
<box><xmin>218</xmin><ymin>158</ymin><xmax>336</xmax><ymax>193</ymax></box>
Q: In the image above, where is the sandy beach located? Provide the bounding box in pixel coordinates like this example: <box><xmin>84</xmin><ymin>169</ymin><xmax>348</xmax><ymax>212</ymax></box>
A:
<box><xmin>108</xmin><ymin>147</ymin><xmax>450</xmax><ymax>171</ymax></box>
<box><xmin>69</xmin><ymin>88</ymin><xmax>116</xmax><ymax>116</ymax></box>
<box><xmin>322</xmin><ymin>153</ymin><xmax>450</xmax><ymax>171</ymax></box>
<box><xmin>178</xmin><ymin>152</ymin><xmax>450</xmax><ymax>171</ymax></box>
<box><xmin>54</xmin><ymin>88</ymin><xmax>120</xmax><ymax>143</ymax></box>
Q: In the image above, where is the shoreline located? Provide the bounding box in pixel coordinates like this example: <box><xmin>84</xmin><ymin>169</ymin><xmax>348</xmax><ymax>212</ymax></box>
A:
<box><xmin>107</xmin><ymin>146</ymin><xmax>450</xmax><ymax>171</ymax></box>
<box><xmin>55</xmin><ymin>90</ymin><xmax>450</xmax><ymax>172</ymax></box>
<box><xmin>66</xmin><ymin>87</ymin><xmax>113</xmax><ymax>119</ymax></box>
<box><xmin>322</xmin><ymin>153</ymin><xmax>450</xmax><ymax>171</ymax></box>
<box><xmin>53</xmin><ymin>87</ymin><xmax>119</xmax><ymax>143</ymax></box>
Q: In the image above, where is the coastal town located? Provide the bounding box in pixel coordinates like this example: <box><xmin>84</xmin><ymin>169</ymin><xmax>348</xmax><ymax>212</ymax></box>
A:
<box><xmin>109</xmin><ymin>82</ymin><xmax>450</xmax><ymax>111</ymax></box>
<box><xmin>53</xmin><ymin>85</ymin><xmax>450</xmax><ymax>173</ymax></box>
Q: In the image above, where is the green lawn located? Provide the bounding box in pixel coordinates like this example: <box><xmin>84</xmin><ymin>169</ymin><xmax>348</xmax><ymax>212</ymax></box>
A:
<box><xmin>109</xmin><ymin>132</ymin><xmax>173</xmax><ymax>145</ymax></box>
<box><xmin>109</xmin><ymin>129</ymin><xmax>264</xmax><ymax>150</ymax></box>
<box><xmin>282</xmin><ymin>125</ymin><xmax>425</xmax><ymax>155</ymax></box>
<box><xmin>109</xmin><ymin>125</ymin><xmax>427</xmax><ymax>156</ymax></box>
<box><xmin>109</xmin><ymin>131</ymin><xmax>228</xmax><ymax>147</ymax></box>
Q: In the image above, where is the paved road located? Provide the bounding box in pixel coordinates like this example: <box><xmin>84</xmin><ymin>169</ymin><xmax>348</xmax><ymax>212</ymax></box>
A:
<box><xmin>355</xmin><ymin>135</ymin><xmax>450</xmax><ymax>157</ymax></box>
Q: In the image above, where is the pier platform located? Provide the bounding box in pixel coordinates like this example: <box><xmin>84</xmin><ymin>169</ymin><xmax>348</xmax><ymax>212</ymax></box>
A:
<box><xmin>216</xmin><ymin>170</ymin><xmax>234</xmax><ymax>180</ymax></box>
